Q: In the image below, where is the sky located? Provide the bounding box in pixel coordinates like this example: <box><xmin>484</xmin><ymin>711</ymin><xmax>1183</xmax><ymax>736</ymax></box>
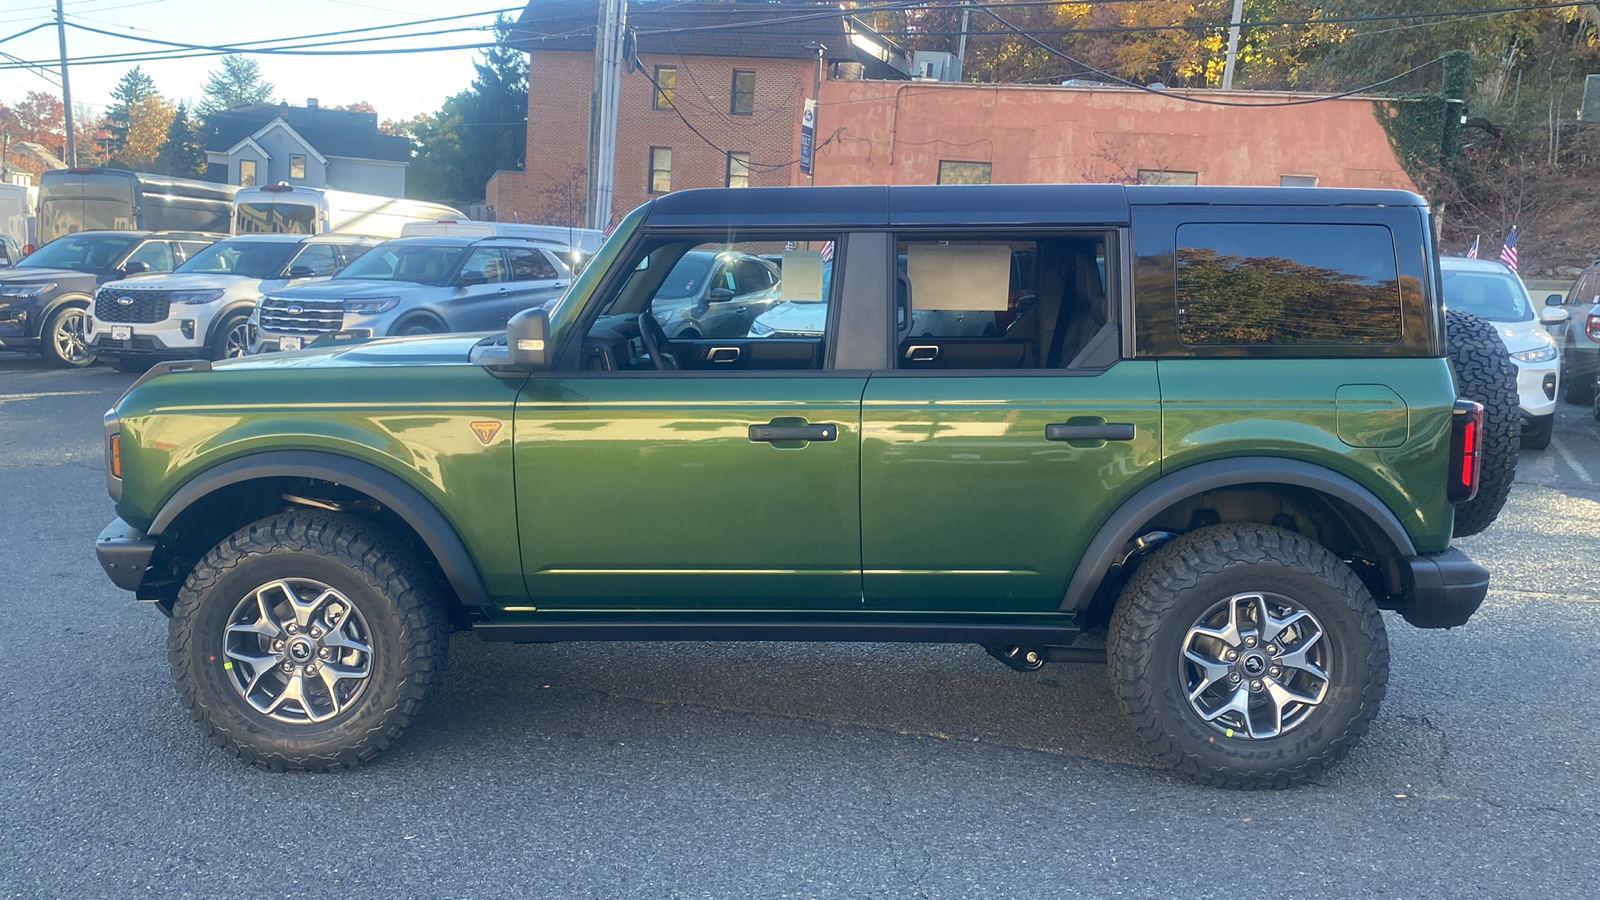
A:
<box><xmin>0</xmin><ymin>0</ymin><xmax>521</xmax><ymax>122</ymax></box>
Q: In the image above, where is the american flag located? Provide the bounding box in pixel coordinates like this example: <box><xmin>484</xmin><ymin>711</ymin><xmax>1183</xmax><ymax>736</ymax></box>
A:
<box><xmin>1500</xmin><ymin>226</ymin><xmax>1518</xmax><ymax>272</ymax></box>
<box><xmin>602</xmin><ymin>216</ymin><xmax>616</xmax><ymax>238</ymax></box>
<box><xmin>819</xmin><ymin>241</ymin><xmax>834</xmax><ymax>261</ymax></box>
<box><xmin>1464</xmin><ymin>235</ymin><xmax>1479</xmax><ymax>259</ymax></box>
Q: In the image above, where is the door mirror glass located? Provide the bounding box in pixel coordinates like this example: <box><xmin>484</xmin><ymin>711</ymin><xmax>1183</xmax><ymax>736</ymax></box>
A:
<box><xmin>1546</xmin><ymin>294</ymin><xmax>1564</xmax><ymax>306</ymax></box>
<box><xmin>507</xmin><ymin>307</ymin><xmax>551</xmax><ymax>369</ymax></box>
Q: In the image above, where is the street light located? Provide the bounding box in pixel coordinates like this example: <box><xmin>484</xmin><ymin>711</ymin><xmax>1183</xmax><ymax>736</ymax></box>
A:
<box><xmin>802</xmin><ymin>41</ymin><xmax>826</xmax><ymax>186</ymax></box>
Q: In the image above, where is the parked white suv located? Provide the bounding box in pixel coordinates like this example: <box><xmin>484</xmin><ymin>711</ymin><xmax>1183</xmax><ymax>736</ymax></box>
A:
<box><xmin>87</xmin><ymin>233</ymin><xmax>379</xmax><ymax>371</ymax></box>
<box><xmin>1440</xmin><ymin>256</ymin><xmax>1566</xmax><ymax>449</ymax></box>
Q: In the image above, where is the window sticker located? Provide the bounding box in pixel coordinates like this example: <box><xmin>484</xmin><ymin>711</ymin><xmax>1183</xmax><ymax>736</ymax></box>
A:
<box><xmin>779</xmin><ymin>251</ymin><xmax>825</xmax><ymax>301</ymax></box>
<box><xmin>905</xmin><ymin>243</ymin><xmax>1011</xmax><ymax>311</ymax></box>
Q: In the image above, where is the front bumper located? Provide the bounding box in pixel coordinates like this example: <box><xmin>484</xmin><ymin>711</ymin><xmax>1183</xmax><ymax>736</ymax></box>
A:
<box><xmin>88</xmin><ymin>316</ymin><xmax>209</xmax><ymax>358</ymax></box>
<box><xmin>96</xmin><ymin>517</ymin><xmax>156</xmax><ymax>593</ymax></box>
<box><xmin>1399</xmin><ymin>547</ymin><xmax>1490</xmax><ymax>629</ymax></box>
<box><xmin>1512</xmin><ymin>357</ymin><xmax>1559</xmax><ymax>417</ymax></box>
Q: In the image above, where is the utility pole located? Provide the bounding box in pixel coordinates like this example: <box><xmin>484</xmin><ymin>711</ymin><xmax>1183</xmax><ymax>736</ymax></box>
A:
<box><xmin>1220</xmin><ymin>0</ymin><xmax>1244</xmax><ymax>91</ymax></box>
<box><xmin>55</xmin><ymin>0</ymin><xmax>75</xmax><ymax>167</ymax></box>
<box><xmin>586</xmin><ymin>0</ymin><xmax>626</xmax><ymax>231</ymax></box>
<box><xmin>956</xmin><ymin>1</ymin><xmax>969</xmax><ymax>79</ymax></box>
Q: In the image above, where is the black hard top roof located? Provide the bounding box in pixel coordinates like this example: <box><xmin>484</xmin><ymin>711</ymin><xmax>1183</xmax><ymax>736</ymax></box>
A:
<box><xmin>643</xmin><ymin>184</ymin><xmax>1426</xmax><ymax>229</ymax></box>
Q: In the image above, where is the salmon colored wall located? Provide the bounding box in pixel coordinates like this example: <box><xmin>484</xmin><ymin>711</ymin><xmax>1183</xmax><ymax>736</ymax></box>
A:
<box><xmin>809</xmin><ymin>80</ymin><xmax>1417</xmax><ymax>191</ymax></box>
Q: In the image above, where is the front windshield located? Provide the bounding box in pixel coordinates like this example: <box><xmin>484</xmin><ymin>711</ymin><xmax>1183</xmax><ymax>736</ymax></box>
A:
<box><xmin>175</xmin><ymin>241</ymin><xmax>298</xmax><ymax>279</ymax></box>
<box><xmin>1443</xmin><ymin>269</ymin><xmax>1533</xmax><ymax>322</ymax></box>
<box><xmin>337</xmin><ymin>244</ymin><xmax>466</xmax><ymax>286</ymax></box>
<box><xmin>15</xmin><ymin>234</ymin><xmax>137</xmax><ymax>271</ymax></box>
<box><xmin>655</xmin><ymin>256</ymin><xmax>711</xmax><ymax>300</ymax></box>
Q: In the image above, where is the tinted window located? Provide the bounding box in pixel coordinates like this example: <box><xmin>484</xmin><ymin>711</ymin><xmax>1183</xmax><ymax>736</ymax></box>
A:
<box><xmin>1175</xmin><ymin>223</ymin><xmax>1401</xmax><ymax>346</ymax></box>
<box><xmin>17</xmin><ymin>234</ymin><xmax>138</xmax><ymax>271</ymax></box>
<box><xmin>460</xmin><ymin>248</ymin><xmax>508</xmax><ymax>284</ymax></box>
<box><xmin>1441</xmin><ymin>268</ymin><xmax>1531</xmax><ymax>322</ymax></box>
<box><xmin>177</xmin><ymin>241</ymin><xmax>214</xmax><ymax>262</ymax></box>
<box><xmin>235</xmin><ymin>202</ymin><xmax>317</xmax><ymax>235</ymax></box>
<box><xmin>288</xmin><ymin>243</ymin><xmax>339</xmax><ymax>277</ymax></box>
<box><xmin>125</xmin><ymin>240</ymin><xmax>175</xmax><ymax>272</ymax></box>
<box><xmin>176</xmin><ymin>240</ymin><xmax>294</xmax><ymax>278</ymax></box>
<box><xmin>506</xmin><ymin>247</ymin><xmax>558</xmax><ymax>281</ymax></box>
<box><xmin>338</xmin><ymin>244</ymin><xmax>466</xmax><ymax>285</ymax></box>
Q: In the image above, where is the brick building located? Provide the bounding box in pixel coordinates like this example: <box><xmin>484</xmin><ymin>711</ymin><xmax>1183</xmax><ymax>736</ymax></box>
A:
<box><xmin>490</xmin><ymin>0</ymin><xmax>1416</xmax><ymax>225</ymax></box>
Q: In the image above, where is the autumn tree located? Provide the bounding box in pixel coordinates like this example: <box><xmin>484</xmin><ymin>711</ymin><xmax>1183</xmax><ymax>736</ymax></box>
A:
<box><xmin>105</xmin><ymin>66</ymin><xmax>157</xmax><ymax>158</ymax></box>
<box><xmin>111</xmin><ymin>94</ymin><xmax>176</xmax><ymax>171</ymax></box>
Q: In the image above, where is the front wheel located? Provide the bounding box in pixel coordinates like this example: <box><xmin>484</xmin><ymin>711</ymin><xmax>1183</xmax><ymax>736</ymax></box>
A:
<box><xmin>1107</xmin><ymin>524</ymin><xmax>1388</xmax><ymax>790</ymax></box>
<box><xmin>210</xmin><ymin>314</ymin><xmax>250</xmax><ymax>361</ymax></box>
<box><xmin>41</xmin><ymin>303</ymin><xmax>94</xmax><ymax>368</ymax></box>
<box><xmin>168</xmin><ymin>512</ymin><xmax>447</xmax><ymax>772</ymax></box>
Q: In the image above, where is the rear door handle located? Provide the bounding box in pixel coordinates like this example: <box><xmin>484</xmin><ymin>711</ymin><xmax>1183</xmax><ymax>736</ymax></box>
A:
<box><xmin>1045</xmin><ymin>423</ymin><xmax>1136</xmax><ymax>441</ymax></box>
<box><xmin>749</xmin><ymin>423</ymin><xmax>837</xmax><ymax>442</ymax></box>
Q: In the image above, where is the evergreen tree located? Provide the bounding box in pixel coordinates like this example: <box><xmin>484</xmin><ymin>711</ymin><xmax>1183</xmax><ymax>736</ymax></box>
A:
<box><xmin>197</xmin><ymin>55</ymin><xmax>276</xmax><ymax>117</ymax></box>
<box><xmin>104</xmin><ymin>66</ymin><xmax>156</xmax><ymax>157</ymax></box>
<box><xmin>409</xmin><ymin>16</ymin><xmax>527</xmax><ymax>203</ymax></box>
<box><xmin>154</xmin><ymin>104</ymin><xmax>206</xmax><ymax>178</ymax></box>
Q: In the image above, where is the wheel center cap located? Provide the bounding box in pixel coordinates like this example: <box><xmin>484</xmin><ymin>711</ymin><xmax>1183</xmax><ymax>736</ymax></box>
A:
<box><xmin>1241</xmin><ymin>653</ymin><xmax>1267</xmax><ymax>676</ymax></box>
<box><xmin>288</xmin><ymin>639</ymin><xmax>314</xmax><ymax>663</ymax></box>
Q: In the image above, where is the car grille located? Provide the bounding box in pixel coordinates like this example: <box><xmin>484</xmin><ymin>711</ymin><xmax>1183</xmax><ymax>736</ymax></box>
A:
<box><xmin>94</xmin><ymin>288</ymin><xmax>170</xmax><ymax>324</ymax></box>
<box><xmin>259</xmin><ymin>296</ymin><xmax>344</xmax><ymax>334</ymax></box>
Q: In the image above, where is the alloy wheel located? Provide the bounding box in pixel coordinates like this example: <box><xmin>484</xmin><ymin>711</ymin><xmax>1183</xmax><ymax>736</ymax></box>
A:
<box><xmin>222</xmin><ymin>578</ymin><xmax>374</xmax><ymax>724</ymax></box>
<box><xmin>1179</xmin><ymin>591</ymin><xmax>1330</xmax><ymax>739</ymax></box>
<box><xmin>52</xmin><ymin>308</ymin><xmax>92</xmax><ymax>364</ymax></box>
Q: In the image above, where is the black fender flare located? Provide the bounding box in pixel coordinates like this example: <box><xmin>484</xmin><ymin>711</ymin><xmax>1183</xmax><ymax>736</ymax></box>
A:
<box><xmin>1060</xmin><ymin>456</ymin><xmax>1419</xmax><ymax>611</ymax></box>
<box><xmin>148</xmin><ymin>450</ymin><xmax>491</xmax><ymax>607</ymax></box>
<box><xmin>202</xmin><ymin>301</ymin><xmax>258</xmax><ymax>346</ymax></box>
<box><xmin>37</xmin><ymin>292</ymin><xmax>95</xmax><ymax>340</ymax></box>
<box><xmin>391</xmin><ymin>309</ymin><xmax>449</xmax><ymax>335</ymax></box>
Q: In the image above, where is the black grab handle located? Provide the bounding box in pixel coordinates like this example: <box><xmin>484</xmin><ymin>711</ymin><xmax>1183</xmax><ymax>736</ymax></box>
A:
<box><xmin>749</xmin><ymin>424</ymin><xmax>838</xmax><ymax>442</ymax></box>
<box><xmin>1045</xmin><ymin>423</ymin><xmax>1136</xmax><ymax>442</ymax></box>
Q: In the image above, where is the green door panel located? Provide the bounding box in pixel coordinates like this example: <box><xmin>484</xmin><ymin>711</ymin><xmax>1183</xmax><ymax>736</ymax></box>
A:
<box><xmin>860</xmin><ymin>362</ymin><xmax>1163</xmax><ymax>613</ymax></box>
<box><xmin>1335</xmin><ymin>384</ymin><xmax>1409</xmax><ymax>449</ymax></box>
<box><xmin>1157</xmin><ymin>358</ymin><xmax>1456</xmax><ymax>552</ymax></box>
<box><xmin>515</xmin><ymin>375</ymin><xmax>868</xmax><ymax>610</ymax></box>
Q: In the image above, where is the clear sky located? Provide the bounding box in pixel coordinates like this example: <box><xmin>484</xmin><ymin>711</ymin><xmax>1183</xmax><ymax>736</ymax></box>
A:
<box><xmin>0</xmin><ymin>0</ymin><xmax>521</xmax><ymax>121</ymax></box>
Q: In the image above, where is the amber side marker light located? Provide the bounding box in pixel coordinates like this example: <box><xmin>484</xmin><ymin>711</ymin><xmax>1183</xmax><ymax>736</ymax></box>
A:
<box><xmin>109</xmin><ymin>434</ymin><xmax>121</xmax><ymax>479</ymax></box>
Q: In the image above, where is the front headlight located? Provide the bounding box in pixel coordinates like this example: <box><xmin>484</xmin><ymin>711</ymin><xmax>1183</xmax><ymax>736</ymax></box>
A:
<box><xmin>171</xmin><ymin>290</ymin><xmax>226</xmax><ymax>304</ymax></box>
<box><xmin>0</xmin><ymin>282</ymin><xmax>55</xmax><ymax>298</ymax></box>
<box><xmin>1511</xmin><ymin>345</ymin><xmax>1558</xmax><ymax>363</ymax></box>
<box><xmin>344</xmin><ymin>297</ymin><xmax>400</xmax><ymax>315</ymax></box>
<box><xmin>749</xmin><ymin>319</ymin><xmax>775</xmax><ymax>336</ymax></box>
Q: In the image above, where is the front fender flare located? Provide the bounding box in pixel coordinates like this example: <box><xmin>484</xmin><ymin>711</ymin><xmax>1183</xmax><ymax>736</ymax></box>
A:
<box><xmin>1060</xmin><ymin>456</ymin><xmax>1418</xmax><ymax>611</ymax></box>
<box><xmin>148</xmin><ymin>449</ymin><xmax>491</xmax><ymax>607</ymax></box>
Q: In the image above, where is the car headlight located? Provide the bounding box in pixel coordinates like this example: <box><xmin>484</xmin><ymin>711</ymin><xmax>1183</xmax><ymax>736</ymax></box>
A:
<box><xmin>749</xmin><ymin>319</ymin><xmax>775</xmax><ymax>336</ymax></box>
<box><xmin>344</xmin><ymin>297</ymin><xmax>400</xmax><ymax>314</ymax></box>
<box><xmin>0</xmin><ymin>282</ymin><xmax>55</xmax><ymax>298</ymax></box>
<box><xmin>1511</xmin><ymin>346</ymin><xmax>1558</xmax><ymax>363</ymax></box>
<box><xmin>171</xmin><ymin>290</ymin><xmax>226</xmax><ymax>304</ymax></box>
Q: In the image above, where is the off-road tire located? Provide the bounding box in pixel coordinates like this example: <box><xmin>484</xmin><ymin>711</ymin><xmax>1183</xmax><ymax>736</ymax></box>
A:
<box><xmin>1107</xmin><ymin>524</ymin><xmax>1389</xmax><ymax>790</ymax></box>
<box><xmin>168</xmin><ymin>511</ymin><xmax>447</xmax><ymax>772</ymax></box>
<box><xmin>1445</xmin><ymin>309</ymin><xmax>1518</xmax><ymax>537</ymax></box>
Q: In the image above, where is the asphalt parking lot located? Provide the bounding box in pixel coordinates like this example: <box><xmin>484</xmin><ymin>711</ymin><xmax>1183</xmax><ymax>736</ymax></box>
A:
<box><xmin>1</xmin><ymin>352</ymin><xmax>1597</xmax><ymax>899</ymax></box>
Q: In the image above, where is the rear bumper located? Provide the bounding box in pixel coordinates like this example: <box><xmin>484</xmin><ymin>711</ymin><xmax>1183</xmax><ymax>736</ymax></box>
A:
<box><xmin>96</xmin><ymin>517</ymin><xmax>156</xmax><ymax>592</ymax></box>
<box><xmin>1399</xmin><ymin>547</ymin><xmax>1490</xmax><ymax>629</ymax></box>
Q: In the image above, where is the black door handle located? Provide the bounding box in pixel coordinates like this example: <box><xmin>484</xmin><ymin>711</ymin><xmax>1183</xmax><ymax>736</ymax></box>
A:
<box><xmin>750</xmin><ymin>423</ymin><xmax>837</xmax><ymax>442</ymax></box>
<box><xmin>1045</xmin><ymin>423</ymin><xmax>1136</xmax><ymax>441</ymax></box>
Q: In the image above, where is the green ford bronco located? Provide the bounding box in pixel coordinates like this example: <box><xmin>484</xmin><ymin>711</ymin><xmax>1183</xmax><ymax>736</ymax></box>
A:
<box><xmin>96</xmin><ymin>185</ymin><xmax>1501</xmax><ymax>789</ymax></box>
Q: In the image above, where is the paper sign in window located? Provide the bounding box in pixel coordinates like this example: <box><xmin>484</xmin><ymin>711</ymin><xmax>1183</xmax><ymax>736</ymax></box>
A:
<box><xmin>780</xmin><ymin>251</ymin><xmax>825</xmax><ymax>301</ymax></box>
<box><xmin>905</xmin><ymin>244</ymin><xmax>1011</xmax><ymax>311</ymax></box>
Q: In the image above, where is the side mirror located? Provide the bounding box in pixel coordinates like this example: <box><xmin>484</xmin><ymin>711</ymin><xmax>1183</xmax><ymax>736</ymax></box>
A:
<box><xmin>120</xmin><ymin>260</ymin><xmax>150</xmax><ymax>277</ymax></box>
<box><xmin>507</xmin><ymin>307</ymin><xmax>551</xmax><ymax>370</ymax></box>
<box><xmin>457</xmin><ymin>271</ymin><xmax>488</xmax><ymax>288</ymax></box>
<box><xmin>287</xmin><ymin>264</ymin><xmax>316</xmax><ymax>279</ymax></box>
<box><xmin>1546</xmin><ymin>294</ymin><xmax>1564</xmax><ymax>306</ymax></box>
<box><xmin>1539</xmin><ymin>306</ymin><xmax>1570</xmax><ymax>326</ymax></box>
<box><xmin>707</xmin><ymin>287</ymin><xmax>736</xmax><ymax>303</ymax></box>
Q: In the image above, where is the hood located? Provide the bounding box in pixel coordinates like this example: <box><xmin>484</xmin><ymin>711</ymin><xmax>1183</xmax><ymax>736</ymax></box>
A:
<box><xmin>754</xmin><ymin>301</ymin><xmax>826</xmax><ymax>334</ymax></box>
<box><xmin>217</xmin><ymin>333</ymin><xmax>486</xmax><ymax>370</ymax></box>
<box><xmin>101</xmin><ymin>272</ymin><xmax>269</xmax><ymax>294</ymax></box>
<box><xmin>1494</xmin><ymin>317</ymin><xmax>1556</xmax><ymax>354</ymax></box>
<box><xmin>268</xmin><ymin>279</ymin><xmax>428</xmax><ymax>301</ymax></box>
<box><xmin>0</xmin><ymin>266</ymin><xmax>96</xmax><ymax>286</ymax></box>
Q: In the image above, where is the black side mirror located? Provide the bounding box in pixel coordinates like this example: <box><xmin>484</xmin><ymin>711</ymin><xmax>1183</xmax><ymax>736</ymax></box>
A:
<box><xmin>507</xmin><ymin>308</ymin><xmax>551</xmax><ymax>370</ymax></box>
<box><xmin>708</xmin><ymin>287</ymin><xmax>736</xmax><ymax>302</ymax></box>
<box><xmin>120</xmin><ymin>260</ymin><xmax>150</xmax><ymax>277</ymax></box>
<box><xmin>1546</xmin><ymin>294</ymin><xmax>1564</xmax><ymax>306</ymax></box>
<box><xmin>457</xmin><ymin>271</ymin><xmax>488</xmax><ymax>288</ymax></box>
<box><xmin>287</xmin><ymin>264</ymin><xmax>316</xmax><ymax>279</ymax></box>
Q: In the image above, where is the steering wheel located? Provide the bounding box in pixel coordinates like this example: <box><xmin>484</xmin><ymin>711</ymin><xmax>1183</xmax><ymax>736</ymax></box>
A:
<box><xmin>637</xmin><ymin>311</ymin><xmax>679</xmax><ymax>370</ymax></box>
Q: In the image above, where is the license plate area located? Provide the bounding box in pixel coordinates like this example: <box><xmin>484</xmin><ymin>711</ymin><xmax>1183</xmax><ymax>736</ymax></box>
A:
<box><xmin>110</xmin><ymin>325</ymin><xmax>131</xmax><ymax>340</ymax></box>
<box><xmin>279</xmin><ymin>336</ymin><xmax>302</xmax><ymax>351</ymax></box>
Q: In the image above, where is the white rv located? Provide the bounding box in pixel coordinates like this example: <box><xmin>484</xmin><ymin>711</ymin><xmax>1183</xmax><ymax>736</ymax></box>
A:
<box><xmin>233</xmin><ymin>184</ymin><xmax>464</xmax><ymax>238</ymax></box>
<box><xmin>0</xmin><ymin>182</ymin><xmax>32</xmax><ymax>265</ymax></box>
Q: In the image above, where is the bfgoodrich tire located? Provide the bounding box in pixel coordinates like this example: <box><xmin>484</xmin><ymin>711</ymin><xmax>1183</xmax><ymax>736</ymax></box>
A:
<box><xmin>1107</xmin><ymin>524</ymin><xmax>1389</xmax><ymax>790</ymax></box>
<box><xmin>1446</xmin><ymin>310</ymin><xmax>1519</xmax><ymax>538</ymax></box>
<box><xmin>167</xmin><ymin>512</ymin><xmax>447</xmax><ymax>772</ymax></box>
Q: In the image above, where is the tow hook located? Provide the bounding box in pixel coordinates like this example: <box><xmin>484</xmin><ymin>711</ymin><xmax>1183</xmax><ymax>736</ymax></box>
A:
<box><xmin>986</xmin><ymin>645</ymin><xmax>1046</xmax><ymax>671</ymax></box>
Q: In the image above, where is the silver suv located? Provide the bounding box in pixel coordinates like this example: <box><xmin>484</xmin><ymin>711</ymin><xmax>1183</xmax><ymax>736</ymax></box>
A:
<box><xmin>1550</xmin><ymin>260</ymin><xmax>1600</xmax><ymax>405</ymax></box>
<box><xmin>249</xmin><ymin>236</ymin><xmax>572</xmax><ymax>352</ymax></box>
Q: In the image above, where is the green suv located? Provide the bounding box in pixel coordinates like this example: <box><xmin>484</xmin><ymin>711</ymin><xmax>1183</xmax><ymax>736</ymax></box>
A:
<box><xmin>95</xmin><ymin>185</ymin><xmax>1494</xmax><ymax>788</ymax></box>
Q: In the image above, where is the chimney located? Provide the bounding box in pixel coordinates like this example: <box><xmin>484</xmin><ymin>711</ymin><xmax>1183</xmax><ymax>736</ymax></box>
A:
<box><xmin>306</xmin><ymin>98</ymin><xmax>319</xmax><ymax>109</ymax></box>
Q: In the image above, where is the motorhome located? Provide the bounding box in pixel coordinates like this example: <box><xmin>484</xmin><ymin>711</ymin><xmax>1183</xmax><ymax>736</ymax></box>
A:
<box><xmin>36</xmin><ymin>168</ymin><xmax>236</xmax><ymax>244</ymax></box>
<box><xmin>232</xmin><ymin>184</ymin><xmax>463</xmax><ymax>238</ymax></box>
<box><xmin>0</xmin><ymin>182</ymin><xmax>34</xmax><ymax>261</ymax></box>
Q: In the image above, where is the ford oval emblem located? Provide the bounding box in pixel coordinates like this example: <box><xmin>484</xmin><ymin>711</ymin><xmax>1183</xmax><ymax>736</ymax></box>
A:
<box><xmin>285</xmin><ymin>304</ymin><xmax>305</xmax><ymax>315</ymax></box>
<box><xmin>115</xmin><ymin>295</ymin><xmax>134</xmax><ymax>306</ymax></box>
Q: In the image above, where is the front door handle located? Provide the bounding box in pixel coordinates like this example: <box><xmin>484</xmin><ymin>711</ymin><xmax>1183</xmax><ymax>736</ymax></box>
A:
<box><xmin>749</xmin><ymin>422</ymin><xmax>837</xmax><ymax>442</ymax></box>
<box><xmin>1045</xmin><ymin>423</ymin><xmax>1136</xmax><ymax>442</ymax></box>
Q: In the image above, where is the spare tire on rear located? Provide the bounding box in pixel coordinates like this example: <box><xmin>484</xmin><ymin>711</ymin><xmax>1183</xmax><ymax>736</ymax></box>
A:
<box><xmin>1445</xmin><ymin>309</ymin><xmax>1519</xmax><ymax>538</ymax></box>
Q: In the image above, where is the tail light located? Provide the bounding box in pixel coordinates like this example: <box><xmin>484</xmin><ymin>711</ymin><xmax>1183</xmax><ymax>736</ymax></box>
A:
<box><xmin>22</xmin><ymin>244</ymin><xmax>33</xmax><ymax>255</ymax></box>
<box><xmin>1586</xmin><ymin>313</ymin><xmax>1600</xmax><ymax>342</ymax></box>
<box><xmin>1448</xmin><ymin>400</ymin><xmax>1484</xmax><ymax>503</ymax></box>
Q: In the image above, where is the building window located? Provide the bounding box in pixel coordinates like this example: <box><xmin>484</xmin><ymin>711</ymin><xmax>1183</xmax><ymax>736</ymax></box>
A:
<box><xmin>1138</xmin><ymin>169</ymin><xmax>1199</xmax><ymax>185</ymax></box>
<box><xmin>731</xmin><ymin>69</ymin><xmax>755</xmax><ymax>115</ymax></box>
<box><xmin>1279</xmin><ymin>174</ymin><xmax>1319</xmax><ymax>187</ymax></box>
<box><xmin>649</xmin><ymin>147</ymin><xmax>672</xmax><ymax>193</ymax></box>
<box><xmin>239</xmin><ymin>159</ymin><xmax>257</xmax><ymax>187</ymax></box>
<box><xmin>290</xmin><ymin>155</ymin><xmax>306</xmax><ymax>179</ymax></box>
<box><xmin>726</xmin><ymin>151</ymin><xmax>751</xmax><ymax>188</ymax></box>
<box><xmin>653</xmin><ymin>66</ymin><xmax>676</xmax><ymax>109</ymax></box>
<box><xmin>937</xmin><ymin>160</ymin><xmax>992</xmax><ymax>184</ymax></box>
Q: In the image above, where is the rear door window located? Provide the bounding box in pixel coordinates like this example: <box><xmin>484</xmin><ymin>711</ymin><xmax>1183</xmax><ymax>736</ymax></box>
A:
<box><xmin>506</xmin><ymin>247</ymin><xmax>559</xmax><ymax>281</ymax></box>
<box><xmin>125</xmin><ymin>240</ymin><xmax>176</xmax><ymax>272</ymax></box>
<box><xmin>289</xmin><ymin>243</ymin><xmax>340</xmax><ymax>276</ymax></box>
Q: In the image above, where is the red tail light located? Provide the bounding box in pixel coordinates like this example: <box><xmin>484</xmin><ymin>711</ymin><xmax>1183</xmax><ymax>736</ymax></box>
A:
<box><xmin>22</xmin><ymin>243</ymin><xmax>33</xmax><ymax>255</ymax></box>
<box><xmin>1448</xmin><ymin>400</ymin><xmax>1484</xmax><ymax>503</ymax></box>
<box><xmin>1586</xmin><ymin>312</ymin><xmax>1600</xmax><ymax>342</ymax></box>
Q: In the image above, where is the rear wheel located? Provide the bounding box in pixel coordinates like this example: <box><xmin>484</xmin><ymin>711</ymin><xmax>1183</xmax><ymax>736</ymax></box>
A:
<box><xmin>41</xmin><ymin>303</ymin><xmax>94</xmax><ymax>368</ymax></box>
<box><xmin>168</xmin><ymin>512</ymin><xmax>448</xmax><ymax>772</ymax></box>
<box><xmin>1561</xmin><ymin>346</ymin><xmax>1595</xmax><ymax>405</ymax></box>
<box><xmin>1445</xmin><ymin>310</ymin><xmax>1519</xmax><ymax>537</ymax></box>
<box><xmin>1107</xmin><ymin>524</ymin><xmax>1388</xmax><ymax>790</ymax></box>
<box><xmin>396</xmin><ymin>319</ymin><xmax>442</xmax><ymax>336</ymax></box>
